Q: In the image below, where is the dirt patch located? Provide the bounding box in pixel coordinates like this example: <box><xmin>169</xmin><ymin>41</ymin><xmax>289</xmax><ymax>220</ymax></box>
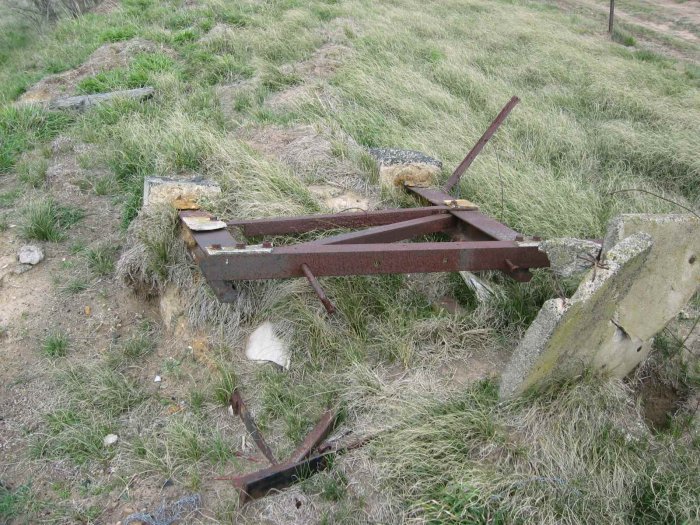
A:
<box><xmin>636</xmin><ymin>369</ymin><xmax>689</xmax><ymax>430</ymax></box>
<box><xmin>18</xmin><ymin>38</ymin><xmax>158</xmax><ymax>103</ymax></box>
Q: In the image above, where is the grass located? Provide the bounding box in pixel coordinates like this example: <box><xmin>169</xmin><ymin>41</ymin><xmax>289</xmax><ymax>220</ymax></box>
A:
<box><xmin>0</xmin><ymin>0</ymin><xmax>698</xmax><ymax>521</ymax></box>
<box><xmin>377</xmin><ymin>377</ymin><xmax>700</xmax><ymax>524</ymax></box>
<box><xmin>85</xmin><ymin>243</ymin><xmax>117</xmax><ymax>276</ymax></box>
<box><xmin>21</xmin><ymin>197</ymin><xmax>83</xmax><ymax>242</ymax></box>
<box><xmin>41</xmin><ymin>332</ymin><xmax>68</xmax><ymax>358</ymax></box>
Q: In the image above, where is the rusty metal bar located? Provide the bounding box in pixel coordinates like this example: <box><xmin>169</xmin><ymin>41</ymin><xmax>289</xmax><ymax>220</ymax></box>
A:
<box><xmin>301</xmin><ymin>264</ymin><xmax>336</xmax><ymax>314</ymax></box>
<box><xmin>285</xmin><ymin>409</ymin><xmax>336</xmax><ymax>464</ymax></box>
<box><xmin>227</xmin><ymin>207</ymin><xmax>451</xmax><ymax>236</ymax></box>
<box><xmin>309</xmin><ymin>214</ymin><xmax>456</xmax><ymax>245</ymax></box>
<box><xmin>407</xmin><ymin>186</ymin><xmax>520</xmax><ymax>241</ymax></box>
<box><xmin>443</xmin><ymin>96</ymin><xmax>520</xmax><ymax>192</ymax></box>
<box><xmin>234</xmin><ymin>452</ymin><xmax>332</xmax><ymax>506</ymax></box>
<box><xmin>230</xmin><ymin>389</ymin><xmax>278</xmax><ymax>465</ymax></box>
<box><xmin>198</xmin><ymin>241</ymin><xmax>548</xmax><ymax>282</ymax></box>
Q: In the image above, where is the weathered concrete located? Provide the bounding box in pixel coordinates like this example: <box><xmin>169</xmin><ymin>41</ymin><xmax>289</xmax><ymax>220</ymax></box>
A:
<box><xmin>539</xmin><ymin>237</ymin><xmax>600</xmax><ymax>278</ymax></box>
<box><xmin>500</xmin><ymin>213</ymin><xmax>700</xmax><ymax>399</ymax></box>
<box><xmin>500</xmin><ymin>233</ymin><xmax>654</xmax><ymax>398</ymax></box>
<box><xmin>143</xmin><ymin>176</ymin><xmax>221</xmax><ymax>210</ymax></box>
<box><xmin>368</xmin><ymin>148</ymin><xmax>442</xmax><ymax>188</ymax></box>
<box><xmin>603</xmin><ymin>214</ymin><xmax>700</xmax><ymax>341</ymax></box>
<box><xmin>48</xmin><ymin>87</ymin><xmax>154</xmax><ymax>111</ymax></box>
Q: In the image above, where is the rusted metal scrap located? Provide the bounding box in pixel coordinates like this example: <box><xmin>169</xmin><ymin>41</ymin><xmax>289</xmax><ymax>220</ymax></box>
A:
<box><xmin>227</xmin><ymin>389</ymin><xmax>340</xmax><ymax>505</ymax></box>
<box><xmin>179</xmin><ymin>96</ymin><xmax>553</xmax><ymax>312</ymax></box>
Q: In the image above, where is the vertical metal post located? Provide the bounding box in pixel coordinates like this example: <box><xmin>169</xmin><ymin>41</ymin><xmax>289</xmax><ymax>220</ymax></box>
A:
<box><xmin>608</xmin><ymin>0</ymin><xmax>615</xmax><ymax>34</ymax></box>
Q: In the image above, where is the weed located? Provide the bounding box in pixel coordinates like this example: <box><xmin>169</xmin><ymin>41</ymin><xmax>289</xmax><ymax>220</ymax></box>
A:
<box><xmin>612</xmin><ymin>29</ymin><xmax>637</xmax><ymax>47</ymax></box>
<box><xmin>0</xmin><ymin>484</ymin><xmax>37</xmax><ymax>522</ymax></box>
<box><xmin>85</xmin><ymin>244</ymin><xmax>117</xmax><ymax>276</ymax></box>
<box><xmin>22</xmin><ymin>197</ymin><xmax>83</xmax><ymax>242</ymax></box>
<box><xmin>61</xmin><ymin>277</ymin><xmax>89</xmax><ymax>295</ymax></box>
<box><xmin>17</xmin><ymin>156</ymin><xmax>48</xmax><ymax>188</ymax></box>
<box><xmin>0</xmin><ymin>106</ymin><xmax>73</xmax><ymax>172</ymax></box>
<box><xmin>41</xmin><ymin>331</ymin><xmax>68</xmax><ymax>357</ymax></box>
<box><xmin>212</xmin><ymin>367</ymin><xmax>236</xmax><ymax>406</ymax></box>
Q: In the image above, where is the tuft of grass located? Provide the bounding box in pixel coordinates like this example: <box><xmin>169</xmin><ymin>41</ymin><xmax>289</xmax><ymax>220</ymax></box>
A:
<box><xmin>212</xmin><ymin>367</ymin><xmax>237</xmax><ymax>406</ymax></box>
<box><xmin>17</xmin><ymin>156</ymin><xmax>48</xmax><ymax>188</ymax></box>
<box><xmin>60</xmin><ymin>277</ymin><xmax>89</xmax><ymax>295</ymax></box>
<box><xmin>85</xmin><ymin>244</ymin><xmax>117</xmax><ymax>277</ymax></box>
<box><xmin>612</xmin><ymin>28</ymin><xmax>637</xmax><ymax>47</ymax></box>
<box><xmin>76</xmin><ymin>52</ymin><xmax>178</xmax><ymax>94</ymax></box>
<box><xmin>41</xmin><ymin>331</ymin><xmax>69</xmax><ymax>358</ymax></box>
<box><xmin>22</xmin><ymin>197</ymin><xmax>83</xmax><ymax>242</ymax></box>
<box><xmin>0</xmin><ymin>484</ymin><xmax>37</xmax><ymax>522</ymax></box>
<box><xmin>0</xmin><ymin>106</ymin><xmax>73</xmax><ymax>172</ymax></box>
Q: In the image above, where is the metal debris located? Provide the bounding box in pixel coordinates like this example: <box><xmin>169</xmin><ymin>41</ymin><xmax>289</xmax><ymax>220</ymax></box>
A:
<box><xmin>179</xmin><ymin>97</ymin><xmax>559</xmax><ymax>312</ymax></box>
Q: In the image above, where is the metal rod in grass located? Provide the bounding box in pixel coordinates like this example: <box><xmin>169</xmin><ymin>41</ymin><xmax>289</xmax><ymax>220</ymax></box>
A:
<box><xmin>607</xmin><ymin>189</ymin><xmax>700</xmax><ymax>220</ymax></box>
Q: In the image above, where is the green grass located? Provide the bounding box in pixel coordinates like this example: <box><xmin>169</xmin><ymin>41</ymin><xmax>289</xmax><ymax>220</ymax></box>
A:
<box><xmin>377</xmin><ymin>378</ymin><xmax>700</xmax><ymax>524</ymax></box>
<box><xmin>0</xmin><ymin>106</ymin><xmax>73</xmax><ymax>172</ymax></box>
<box><xmin>1</xmin><ymin>0</ymin><xmax>698</xmax><ymax>521</ymax></box>
<box><xmin>41</xmin><ymin>332</ymin><xmax>69</xmax><ymax>358</ymax></box>
<box><xmin>85</xmin><ymin>244</ymin><xmax>117</xmax><ymax>276</ymax></box>
<box><xmin>21</xmin><ymin>197</ymin><xmax>84</xmax><ymax>242</ymax></box>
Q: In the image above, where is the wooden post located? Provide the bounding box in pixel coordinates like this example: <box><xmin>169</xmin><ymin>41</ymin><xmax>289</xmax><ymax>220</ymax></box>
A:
<box><xmin>608</xmin><ymin>0</ymin><xmax>615</xmax><ymax>34</ymax></box>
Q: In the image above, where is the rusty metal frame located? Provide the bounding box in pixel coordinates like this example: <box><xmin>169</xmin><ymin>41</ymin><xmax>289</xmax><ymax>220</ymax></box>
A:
<box><xmin>179</xmin><ymin>96</ymin><xmax>550</xmax><ymax>311</ymax></box>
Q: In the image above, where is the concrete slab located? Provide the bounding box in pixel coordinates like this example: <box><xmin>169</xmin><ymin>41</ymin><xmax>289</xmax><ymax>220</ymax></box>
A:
<box><xmin>500</xmin><ymin>213</ymin><xmax>700</xmax><ymax>399</ymax></box>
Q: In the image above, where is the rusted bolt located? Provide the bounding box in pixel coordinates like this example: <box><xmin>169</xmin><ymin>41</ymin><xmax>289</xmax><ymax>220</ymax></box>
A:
<box><xmin>262</xmin><ymin>241</ymin><xmax>272</xmax><ymax>248</ymax></box>
<box><xmin>210</xmin><ymin>216</ymin><xmax>218</xmax><ymax>221</ymax></box>
<box><xmin>504</xmin><ymin>258</ymin><xmax>519</xmax><ymax>272</ymax></box>
<box><xmin>210</xmin><ymin>244</ymin><xmax>222</xmax><ymax>250</ymax></box>
<box><xmin>515</xmin><ymin>234</ymin><xmax>524</xmax><ymax>242</ymax></box>
<box><xmin>373</xmin><ymin>260</ymin><xmax>380</xmax><ymax>268</ymax></box>
<box><xmin>235</xmin><ymin>242</ymin><xmax>246</xmax><ymax>249</ymax></box>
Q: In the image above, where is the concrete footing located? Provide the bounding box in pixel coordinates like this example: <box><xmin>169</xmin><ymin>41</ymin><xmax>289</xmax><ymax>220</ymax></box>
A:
<box><xmin>500</xmin><ymin>214</ymin><xmax>700</xmax><ymax>399</ymax></box>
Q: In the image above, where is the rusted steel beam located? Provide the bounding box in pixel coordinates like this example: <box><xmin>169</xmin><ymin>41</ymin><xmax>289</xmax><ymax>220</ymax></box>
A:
<box><xmin>309</xmin><ymin>214</ymin><xmax>456</xmax><ymax>245</ymax></box>
<box><xmin>286</xmin><ymin>409</ymin><xmax>337</xmax><ymax>464</ymax></box>
<box><xmin>230</xmin><ymin>389</ymin><xmax>278</xmax><ymax>465</ymax></box>
<box><xmin>301</xmin><ymin>264</ymin><xmax>336</xmax><ymax>314</ymax></box>
<box><xmin>443</xmin><ymin>96</ymin><xmax>520</xmax><ymax>192</ymax></box>
<box><xmin>198</xmin><ymin>241</ymin><xmax>549</xmax><ymax>281</ymax></box>
<box><xmin>406</xmin><ymin>186</ymin><xmax>521</xmax><ymax>241</ymax></box>
<box><xmin>226</xmin><ymin>207</ymin><xmax>451</xmax><ymax>236</ymax></box>
<box><xmin>234</xmin><ymin>452</ymin><xmax>332</xmax><ymax>506</ymax></box>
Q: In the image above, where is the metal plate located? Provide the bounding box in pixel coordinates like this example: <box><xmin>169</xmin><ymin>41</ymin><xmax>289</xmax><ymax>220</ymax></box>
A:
<box><xmin>182</xmin><ymin>215</ymin><xmax>227</xmax><ymax>231</ymax></box>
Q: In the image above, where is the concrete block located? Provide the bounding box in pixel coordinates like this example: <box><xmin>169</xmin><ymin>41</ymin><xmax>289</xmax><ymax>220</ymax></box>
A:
<box><xmin>500</xmin><ymin>232</ymin><xmax>653</xmax><ymax>398</ymax></box>
<box><xmin>539</xmin><ymin>237</ymin><xmax>600</xmax><ymax>278</ymax></box>
<box><xmin>368</xmin><ymin>148</ymin><xmax>442</xmax><ymax>188</ymax></box>
<box><xmin>143</xmin><ymin>176</ymin><xmax>221</xmax><ymax>210</ymax></box>
<box><xmin>500</xmin><ymin>213</ymin><xmax>700</xmax><ymax>399</ymax></box>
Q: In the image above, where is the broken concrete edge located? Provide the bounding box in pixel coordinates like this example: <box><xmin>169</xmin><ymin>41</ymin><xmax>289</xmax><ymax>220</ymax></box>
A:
<box><xmin>246</xmin><ymin>321</ymin><xmax>291</xmax><ymax>369</ymax></box>
<box><xmin>499</xmin><ymin>231</ymin><xmax>654</xmax><ymax>399</ymax></box>
<box><xmin>538</xmin><ymin>237</ymin><xmax>600</xmax><ymax>278</ymax></box>
<box><xmin>142</xmin><ymin>176</ymin><xmax>222</xmax><ymax>210</ymax></box>
<box><xmin>367</xmin><ymin>148</ymin><xmax>442</xmax><ymax>188</ymax></box>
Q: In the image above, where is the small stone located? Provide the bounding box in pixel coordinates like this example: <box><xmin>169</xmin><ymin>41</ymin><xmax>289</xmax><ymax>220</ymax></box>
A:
<box><xmin>103</xmin><ymin>434</ymin><xmax>119</xmax><ymax>447</ymax></box>
<box><xmin>154</xmin><ymin>375</ymin><xmax>162</xmax><ymax>383</ymax></box>
<box><xmin>13</xmin><ymin>264</ymin><xmax>33</xmax><ymax>275</ymax></box>
<box><xmin>84</xmin><ymin>305</ymin><xmax>92</xmax><ymax>316</ymax></box>
<box><xmin>17</xmin><ymin>245</ymin><xmax>44</xmax><ymax>266</ymax></box>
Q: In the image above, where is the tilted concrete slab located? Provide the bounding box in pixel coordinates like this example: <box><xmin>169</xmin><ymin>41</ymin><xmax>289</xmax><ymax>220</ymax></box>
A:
<box><xmin>500</xmin><ymin>213</ymin><xmax>700</xmax><ymax>399</ymax></box>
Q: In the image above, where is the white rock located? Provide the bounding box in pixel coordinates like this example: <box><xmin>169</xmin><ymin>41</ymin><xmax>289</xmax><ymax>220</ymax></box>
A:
<box><xmin>103</xmin><ymin>434</ymin><xmax>119</xmax><ymax>447</ymax></box>
<box><xmin>154</xmin><ymin>375</ymin><xmax>162</xmax><ymax>383</ymax></box>
<box><xmin>246</xmin><ymin>322</ymin><xmax>291</xmax><ymax>369</ymax></box>
<box><xmin>17</xmin><ymin>245</ymin><xmax>44</xmax><ymax>265</ymax></box>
